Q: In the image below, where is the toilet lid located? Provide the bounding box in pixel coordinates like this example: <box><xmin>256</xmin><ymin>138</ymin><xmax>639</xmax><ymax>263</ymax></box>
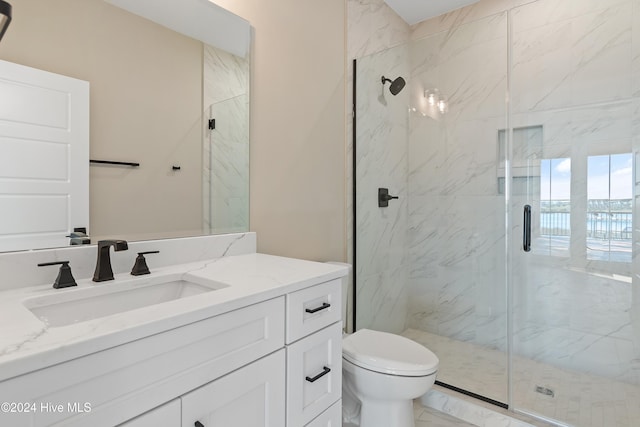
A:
<box><xmin>342</xmin><ymin>329</ymin><xmax>439</xmax><ymax>376</ymax></box>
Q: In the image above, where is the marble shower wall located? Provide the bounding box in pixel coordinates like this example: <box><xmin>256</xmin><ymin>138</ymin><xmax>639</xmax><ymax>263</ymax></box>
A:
<box><xmin>202</xmin><ymin>45</ymin><xmax>250</xmax><ymax>234</ymax></box>
<box><xmin>348</xmin><ymin>0</ymin><xmax>410</xmax><ymax>333</ymax></box>
<box><xmin>406</xmin><ymin>12</ymin><xmax>508</xmax><ymax>351</ymax></box>
<box><xmin>355</xmin><ymin>44</ymin><xmax>411</xmax><ymax>334</ymax></box>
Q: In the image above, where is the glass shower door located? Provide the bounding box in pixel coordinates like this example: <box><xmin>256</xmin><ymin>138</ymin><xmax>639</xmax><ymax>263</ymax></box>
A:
<box><xmin>509</xmin><ymin>1</ymin><xmax>640</xmax><ymax>425</ymax></box>
<box><xmin>402</xmin><ymin>12</ymin><xmax>510</xmax><ymax>405</ymax></box>
<box><xmin>355</xmin><ymin>12</ymin><xmax>511</xmax><ymax>406</ymax></box>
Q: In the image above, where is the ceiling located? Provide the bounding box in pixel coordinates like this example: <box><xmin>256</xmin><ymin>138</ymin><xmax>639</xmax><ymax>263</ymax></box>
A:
<box><xmin>105</xmin><ymin>0</ymin><xmax>250</xmax><ymax>57</ymax></box>
<box><xmin>384</xmin><ymin>0</ymin><xmax>480</xmax><ymax>25</ymax></box>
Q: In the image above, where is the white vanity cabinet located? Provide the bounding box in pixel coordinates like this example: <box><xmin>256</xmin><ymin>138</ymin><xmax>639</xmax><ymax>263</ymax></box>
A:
<box><xmin>120</xmin><ymin>399</ymin><xmax>181</xmax><ymax>427</ymax></box>
<box><xmin>0</xmin><ymin>297</ymin><xmax>285</xmax><ymax>427</ymax></box>
<box><xmin>285</xmin><ymin>278</ymin><xmax>343</xmax><ymax>427</ymax></box>
<box><xmin>0</xmin><ymin>274</ymin><xmax>344</xmax><ymax>427</ymax></box>
<box><xmin>305</xmin><ymin>401</ymin><xmax>342</xmax><ymax>427</ymax></box>
<box><xmin>181</xmin><ymin>350</ymin><xmax>285</xmax><ymax>427</ymax></box>
<box><xmin>121</xmin><ymin>351</ymin><xmax>286</xmax><ymax>427</ymax></box>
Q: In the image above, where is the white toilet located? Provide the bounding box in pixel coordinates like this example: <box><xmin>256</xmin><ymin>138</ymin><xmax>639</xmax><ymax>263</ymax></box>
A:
<box><xmin>328</xmin><ymin>263</ymin><xmax>439</xmax><ymax>427</ymax></box>
<box><xmin>342</xmin><ymin>329</ymin><xmax>439</xmax><ymax>427</ymax></box>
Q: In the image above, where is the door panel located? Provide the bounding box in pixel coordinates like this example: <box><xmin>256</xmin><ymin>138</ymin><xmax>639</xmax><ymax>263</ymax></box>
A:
<box><xmin>509</xmin><ymin>1</ymin><xmax>640</xmax><ymax>425</ymax></box>
<box><xmin>0</xmin><ymin>59</ymin><xmax>89</xmax><ymax>252</ymax></box>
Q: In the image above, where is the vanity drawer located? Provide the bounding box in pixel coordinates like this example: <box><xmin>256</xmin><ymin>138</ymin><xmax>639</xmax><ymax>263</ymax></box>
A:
<box><xmin>286</xmin><ymin>279</ymin><xmax>341</xmax><ymax>343</ymax></box>
<box><xmin>287</xmin><ymin>323</ymin><xmax>342</xmax><ymax>427</ymax></box>
<box><xmin>305</xmin><ymin>400</ymin><xmax>341</xmax><ymax>427</ymax></box>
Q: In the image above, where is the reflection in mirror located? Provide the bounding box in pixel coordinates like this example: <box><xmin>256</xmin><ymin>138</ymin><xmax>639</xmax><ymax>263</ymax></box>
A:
<box><xmin>203</xmin><ymin>46</ymin><xmax>250</xmax><ymax>234</ymax></box>
<box><xmin>0</xmin><ymin>0</ymin><xmax>250</xmax><ymax>252</ymax></box>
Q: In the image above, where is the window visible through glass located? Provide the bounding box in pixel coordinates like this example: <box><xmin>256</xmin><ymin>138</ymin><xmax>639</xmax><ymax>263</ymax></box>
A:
<box><xmin>538</xmin><ymin>158</ymin><xmax>571</xmax><ymax>256</ymax></box>
<box><xmin>587</xmin><ymin>153</ymin><xmax>632</xmax><ymax>262</ymax></box>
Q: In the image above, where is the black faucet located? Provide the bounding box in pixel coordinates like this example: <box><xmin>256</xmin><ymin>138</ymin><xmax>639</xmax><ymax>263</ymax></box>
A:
<box><xmin>93</xmin><ymin>240</ymin><xmax>128</xmax><ymax>282</ymax></box>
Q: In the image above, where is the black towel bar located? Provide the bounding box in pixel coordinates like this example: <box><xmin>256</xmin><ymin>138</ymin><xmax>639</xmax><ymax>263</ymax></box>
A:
<box><xmin>90</xmin><ymin>159</ymin><xmax>140</xmax><ymax>167</ymax></box>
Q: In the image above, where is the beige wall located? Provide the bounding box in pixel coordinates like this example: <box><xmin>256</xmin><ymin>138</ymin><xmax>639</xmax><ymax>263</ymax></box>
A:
<box><xmin>0</xmin><ymin>0</ymin><xmax>203</xmax><ymax>241</ymax></box>
<box><xmin>1</xmin><ymin>0</ymin><xmax>347</xmax><ymax>261</ymax></box>
<box><xmin>215</xmin><ymin>0</ymin><xmax>347</xmax><ymax>262</ymax></box>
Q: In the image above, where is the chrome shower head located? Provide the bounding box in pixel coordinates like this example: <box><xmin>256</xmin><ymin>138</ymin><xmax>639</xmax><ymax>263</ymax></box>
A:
<box><xmin>381</xmin><ymin>75</ymin><xmax>406</xmax><ymax>96</ymax></box>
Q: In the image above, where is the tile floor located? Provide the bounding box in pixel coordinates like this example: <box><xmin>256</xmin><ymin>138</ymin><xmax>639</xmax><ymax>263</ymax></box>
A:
<box><xmin>403</xmin><ymin>329</ymin><xmax>640</xmax><ymax>427</ymax></box>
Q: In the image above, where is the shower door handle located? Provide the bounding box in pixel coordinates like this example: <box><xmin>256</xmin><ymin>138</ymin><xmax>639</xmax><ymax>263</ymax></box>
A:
<box><xmin>523</xmin><ymin>205</ymin><xmax>531</xmax><ymax>252</ymax></box>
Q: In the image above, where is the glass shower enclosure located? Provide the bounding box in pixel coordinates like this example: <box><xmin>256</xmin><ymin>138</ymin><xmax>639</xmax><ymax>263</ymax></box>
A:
<box><xmin>354</xmin><ymin>1</ymin><xmax>640</xmax><ymax>425</ymax></box>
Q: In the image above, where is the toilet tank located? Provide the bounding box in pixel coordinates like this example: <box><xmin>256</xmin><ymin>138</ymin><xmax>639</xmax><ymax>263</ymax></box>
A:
<box><xmin>325</xmin><ymin>262</ymin><xmax>352</xmax><ymax>331</ymax></box>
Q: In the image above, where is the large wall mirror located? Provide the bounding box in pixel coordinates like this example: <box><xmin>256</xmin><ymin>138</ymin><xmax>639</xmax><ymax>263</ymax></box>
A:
<box><xmin>0</xmin><ymin>0</ymin><xmax>250</xmax><ymax>252</ymax></box>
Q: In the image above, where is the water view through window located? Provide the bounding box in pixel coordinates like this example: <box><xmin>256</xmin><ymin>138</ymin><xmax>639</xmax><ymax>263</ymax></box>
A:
<box><xmin>587</xmin><ymin>154</ymin><xmax>632</xmax><ymax>262</ymax></box>
<box><xmin>537</xmin><ymin>154</ymin><xmax>632</xmax><ymax>262</ymax></box>
<box><xmin>539</xmin><ymin>158</ymin><xmax>571</xmax><ymax>256</ymax></box>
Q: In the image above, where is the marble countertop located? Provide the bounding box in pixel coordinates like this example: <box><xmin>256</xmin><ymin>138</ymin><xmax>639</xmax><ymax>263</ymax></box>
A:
<box><xmin>0</xmin><ymin>253</ymin><xmax>348</xmax><ymax>382</ymax></box>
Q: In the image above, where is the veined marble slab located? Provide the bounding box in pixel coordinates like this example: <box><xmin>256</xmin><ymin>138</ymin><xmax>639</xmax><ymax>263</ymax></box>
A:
<box><xmin>0</xmin><ymin>233</ymin><xmax>257</xmax><ymax>292</ymax></box>
<box><xmin>0</xmin><ymin>233</ymin><xmax>348</xmax><ymax>383</ymax></box>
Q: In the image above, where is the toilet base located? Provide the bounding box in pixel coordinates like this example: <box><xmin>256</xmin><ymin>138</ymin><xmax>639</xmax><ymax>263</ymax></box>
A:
<box><xmin>360</xmin><ymin>399</ymin><xmax>415</xmax><ymax>427</ymax></box>
<box><xmin>342</xmin><ymin>375</ymin><xmax>421</xmax><ymax>427</ymax></box>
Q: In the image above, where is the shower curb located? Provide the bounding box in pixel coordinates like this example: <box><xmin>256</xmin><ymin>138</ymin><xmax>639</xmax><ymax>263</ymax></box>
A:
<box><xmin>421</xmin><ymin>389</ymin><xmax>536</xmax><ymax>427</ymax></box>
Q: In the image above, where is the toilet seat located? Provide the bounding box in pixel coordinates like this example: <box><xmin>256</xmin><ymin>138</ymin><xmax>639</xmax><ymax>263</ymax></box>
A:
<box><xmin>343</xmin><ymin>329</ymin><xmax>439</xmax><ymax>377</ymax></box>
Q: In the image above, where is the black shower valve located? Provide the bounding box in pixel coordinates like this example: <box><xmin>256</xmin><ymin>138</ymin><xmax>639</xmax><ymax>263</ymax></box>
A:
<box><xmin>378</xmin><ymin>188</ymin><xmax>399</xmax><ymax>207</ymax></box>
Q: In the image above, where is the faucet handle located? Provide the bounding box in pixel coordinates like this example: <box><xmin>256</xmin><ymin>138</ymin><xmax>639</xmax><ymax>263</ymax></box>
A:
<box><xmin>131</xmin><ymin>251</ymin><xmax>160</xmax><ymax>276</ymax></box>
<box><xmin>38</xmin><ymin>261</ymin><xmax>77</xmax><ymax>289</ymax></box>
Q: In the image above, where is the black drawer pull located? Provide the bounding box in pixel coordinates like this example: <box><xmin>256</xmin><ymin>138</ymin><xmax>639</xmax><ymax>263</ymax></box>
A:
<box><xmin>305</xmin><ymin>302</ymin><xmax>331</xmax><ymax>314</ymax></box>
<box><xmin>306</xmin><ymin>366</ymin><xmax>331</xmax><ymax>383</ymax></box>
<box><xmin>195</xmin><ymin>422</ymin><xmax>205</xmax><ymax>427</ymax></box>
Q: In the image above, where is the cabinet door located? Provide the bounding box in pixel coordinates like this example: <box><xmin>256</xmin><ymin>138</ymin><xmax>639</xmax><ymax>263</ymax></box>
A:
<box><xmin>119</xmin><ymin>399</ymin><xmax>180</xmax><ymax>427</ymax></box>
<box><xmin>181</xmin><ymin>349</ymin><xmax>285</xmax><ymax>427</ymax></box>
<box><xmin>287</xmin><ymin>323</ymin><xmax>342</xmax><ymax>426</ymax></box>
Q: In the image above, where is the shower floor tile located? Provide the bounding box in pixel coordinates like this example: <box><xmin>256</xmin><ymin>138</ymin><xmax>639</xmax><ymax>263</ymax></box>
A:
<box><xmin>403</xmin><ymin>329</ymin><xmax>640</xmax><ymax>427</ymax></box>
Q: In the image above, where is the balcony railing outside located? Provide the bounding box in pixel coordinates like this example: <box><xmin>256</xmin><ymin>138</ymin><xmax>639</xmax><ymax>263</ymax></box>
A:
<box><xmin>538</xmin><ymin>199</ymin><xmax>632</xmax><ymax>261</ymax></box>
<box><xmin>540</xmin><ymin>200</ymin><xmax>632</xmax><ymax>239</ymax></box>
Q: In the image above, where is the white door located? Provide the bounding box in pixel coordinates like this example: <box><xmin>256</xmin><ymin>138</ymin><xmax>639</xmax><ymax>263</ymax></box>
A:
<box><xmin>181</xmin><ymin>349</ymin><xmax>286</xmax><ymax>427</ymax></box>
<box><xmin>0</xmin><ymin>59</ymin><xmax>89</xmax><ymax>252</ymax></box>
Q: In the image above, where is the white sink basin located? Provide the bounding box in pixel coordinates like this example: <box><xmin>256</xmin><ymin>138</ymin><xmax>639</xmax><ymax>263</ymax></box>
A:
<box><xmin>23</xmin><ymin>276</ymin><xmax>228</xmax><ymax>327</ymax></box>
